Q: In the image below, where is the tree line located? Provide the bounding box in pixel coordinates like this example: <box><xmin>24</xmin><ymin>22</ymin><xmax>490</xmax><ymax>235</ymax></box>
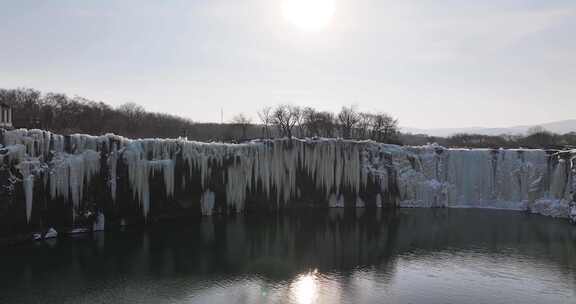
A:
<box><xmin>241</xmin><ymin>104</ymin><xmax>401</xmax><ymax>143</ymax></box>
<box><xmin>401</xmin><ymin>126</ymin><xmax>576</xmax><ymax>149</ymax></box>
<box><xmin>0</xmin><ymin>88</ymin><xmax>195</xmax><ymax>139</ymax></box>
<box><xmin>0</xmin><ymin>88</ymin><xmax>401</xmax><ymax>144</ymax></box>
<box><xmin>3</xmin><ymin>88</ymin><xmax>572</xmax><ymax>149</ymax></box>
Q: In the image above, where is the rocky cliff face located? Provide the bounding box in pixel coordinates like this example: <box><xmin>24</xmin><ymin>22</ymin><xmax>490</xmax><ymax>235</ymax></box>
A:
<box><xmin>0</xmin><ymin>129</ymin><xmax>574</xmax><ymax>239</ymax></box>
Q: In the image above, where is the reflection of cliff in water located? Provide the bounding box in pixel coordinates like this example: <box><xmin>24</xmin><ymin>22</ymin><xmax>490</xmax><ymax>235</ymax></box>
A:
<box><xmin>195</xmin><ymin>208</ymin><xmax>576</xmax><ymax>278</ymax></box>
<box><xmin>4</xmin><ymin>209</ymin><xmax>576</xmax><ymax>281</ymax></box>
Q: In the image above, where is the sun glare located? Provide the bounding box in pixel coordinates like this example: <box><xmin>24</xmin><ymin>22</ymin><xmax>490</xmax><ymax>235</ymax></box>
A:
<box><xmin>290</xmin><ymin>271</ymin><xmax>319</xmax><ymax>304</ymax></box>
<box><xmin>282</xmin><ymin>0</ymin><xmax>336</xmax><ymax>31</ymax></box>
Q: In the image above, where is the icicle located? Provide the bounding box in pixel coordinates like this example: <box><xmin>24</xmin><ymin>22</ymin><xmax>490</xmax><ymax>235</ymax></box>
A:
<box><xmin>328</xmin><ymin>193</ymin><xmax>344</xmax><ymax>208</ymax></box>
<box><xmin>550</xmin><ymin>159</ymin><xmax>568</xmax><ymax>198</ymax></box>
<box><xmin>108</xmin><ymin>148</ymin><xmax>118</xmax><ymax>202</ymax></box>
<box><xmin>200</xmin><ymin>190</ymin><xmax>215</xmax><ymax>215</ymax></box>
<box><xmin>49</xmin><ymin>151</ymin><xmax>100</xmax><ymax>221</ymax></box>
<box><xmin>17</xmin><ymin>160</ymin><xmax>39</xmax><ymax>223</ymax></box>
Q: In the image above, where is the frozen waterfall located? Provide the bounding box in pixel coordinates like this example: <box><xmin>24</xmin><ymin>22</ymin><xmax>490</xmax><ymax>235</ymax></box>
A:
<box><xmin>0</xmin><ymin>129</ymin><xmax>574</xmax><ymax>232</ymax></box>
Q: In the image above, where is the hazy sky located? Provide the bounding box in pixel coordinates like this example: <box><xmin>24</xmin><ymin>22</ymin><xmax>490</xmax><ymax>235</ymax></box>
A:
<box><xmin>1</xmin><ymin>0</ymin><xmax>575</xmax><ymax>128</ymax></box>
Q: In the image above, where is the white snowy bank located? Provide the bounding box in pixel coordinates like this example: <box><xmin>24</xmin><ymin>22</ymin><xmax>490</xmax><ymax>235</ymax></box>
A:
<box><xmin>1</xmin><ymin>128</ymin><xmax>574</xmax><ymax>230</ymax></box>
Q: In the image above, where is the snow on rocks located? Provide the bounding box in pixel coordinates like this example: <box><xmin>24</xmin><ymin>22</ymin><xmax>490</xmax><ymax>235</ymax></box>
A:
<box><xmin>532</xmin><ymin>198</ymin><xmax>570</xmax><ymax>219</ymax></box>
<box><xmin>2</xmin><ymin>129</ymin><xmax>62</xmax><ymax>158</ymax></box>
<box><xmin>32</xmin><ymin>228</ymin><xmax>58</xmax><ymax>241</ymax></box>
<box><xmin>569</xmin><ymin>203</ymin><xmax>576</xmax><ymax>224</ymax></box>
<box><xmin>44</xmin><ymin>228</ymin><xmax>58</xmax><ymax>239</ymax></box>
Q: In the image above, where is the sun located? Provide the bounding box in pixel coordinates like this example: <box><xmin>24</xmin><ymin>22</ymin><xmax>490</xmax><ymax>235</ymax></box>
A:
<box><xmin>282</xmin><ymin>0</ymin><xmax>336</xmax><ymax>32</ymax></box>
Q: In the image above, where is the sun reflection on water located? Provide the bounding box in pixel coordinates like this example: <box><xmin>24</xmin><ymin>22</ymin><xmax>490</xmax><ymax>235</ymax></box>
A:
<box><xmin>291</xmin><ymin>269</ymin><xmax>319</xmax><ymax>304</ymax></box>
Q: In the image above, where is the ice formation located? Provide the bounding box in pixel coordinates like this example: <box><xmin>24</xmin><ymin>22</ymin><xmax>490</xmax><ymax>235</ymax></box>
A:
<box><xmin>394</xmin><ymin>146</ymin><xmax>575</xmax><ymax>215</ymax></box>
<box><xmin>93</xmin><ymin>212</ymin><xmax>105</xmax><ymax>231</ymax></box>
<box><xmin>49</xmin><ymin>151</ymin><xmax>101</xmax><ymax>220</ymax></box>
<box><xmin>44</xmin><ymin>228</ymin><xmax>58</xmax><ymax>239</ymax></box>
<box><xmin>200</xmin><ymin>190</ymin><xmax>215</xmax><ymax>216</ymax></box>
<box><xmin>1</xmin><ymin>128</ymin><xmax>575</xmax><ymax>230</ymax></box>
<box><xmin>16</xmin><ymin>160</ymin><xmax>39</xmax><ymax>222</ymax></box>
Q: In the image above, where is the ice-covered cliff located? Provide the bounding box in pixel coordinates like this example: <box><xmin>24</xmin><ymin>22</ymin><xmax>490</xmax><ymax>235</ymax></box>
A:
<box><xmin>0</xmin><ymin>129</ymin><xmax>574</xmax><ymax>237</ymax></box>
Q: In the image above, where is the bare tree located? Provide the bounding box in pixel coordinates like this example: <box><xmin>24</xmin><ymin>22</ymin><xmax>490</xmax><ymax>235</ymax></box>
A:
<box><xmin>272</xmin><ymin>104</ymin><xmax>301</xmax><ymax>139</ymax></box>
<box><xmin>356</xmin><ymin>112</ymin><xmax>373</xmax><ymax>139</ymax></box>
<box><xmin>383</xmin><ymin>116</ymin><xmax>399</xmax><ymax>141</ymax></box>
<box><xmin>301</xmin><ymin>107</ymin><xmax>336</xmax><ymax>138</ymax></box>
<box><xmin>302</xmin><ymin>107</ymin><xmax>319</xmax><ymax>137</ymax></box>
<box><xmin>317</xmin><ymin>111</ymin><xmax>336</xmax><ymax>137</ymax></box>
<box><xmin>117</xmin><ymin>102</ymin><xmax>146</xmax><ymax>135</ymax></box>
<box><xmin>257</xmin><ymin>106</ymin><xmax>273</xmax><ymax>138</ymax></box>
<box><xmin>230</xmin><ymin>113</ymin><xmax>252</xmax><ymax>140</ymax></box>
<box><xmin>527</xmin><ymin>126</ymin><xmax>546</xmax><ymax>135</ymax></box>
<box><xmin>337</xmin><ymin>106</ymin><xmax>360</xmax><ymax>139</ymax></box>
<box><xmin>523</xmin><ymin>126</ymin><xmax>555</xmax><ymax>148</ymax></box>
<box><xmin>117</xmin><ymin>102</ymin><xmax>145</xmax><ymax>118</ymax></box>
<box><xmin>371</xmin><ymin>112</ymin><xmax>399</xmax><ymax>142</ymax></box>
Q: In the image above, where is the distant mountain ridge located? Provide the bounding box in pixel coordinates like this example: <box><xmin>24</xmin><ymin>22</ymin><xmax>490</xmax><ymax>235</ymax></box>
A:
<box><xmin>403</xmin><ymin>119</ymin><xmax>576</xmax><ymax>137</ymax></box>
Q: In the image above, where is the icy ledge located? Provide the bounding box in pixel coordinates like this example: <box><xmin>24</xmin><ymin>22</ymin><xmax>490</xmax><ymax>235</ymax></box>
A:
<box><xmin>396</xmin><ymin>146</ymin><xmax>575</xmax><ymax>221</ymax></box>
<box><xmin>0</xmin><ymin>129</ymin><xmax>574</xmax><ymax>229</ymax></box>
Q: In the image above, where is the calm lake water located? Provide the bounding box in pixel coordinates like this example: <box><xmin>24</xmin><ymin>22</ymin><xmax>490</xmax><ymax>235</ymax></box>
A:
<box><xmin>1</xmin><ymin>208</ymin><xmax>576</xmax><ymax>304</ymax></box>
